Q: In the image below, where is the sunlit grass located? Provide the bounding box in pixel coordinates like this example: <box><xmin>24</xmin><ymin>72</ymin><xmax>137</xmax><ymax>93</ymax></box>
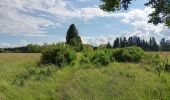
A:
<box><xmin>0</xmin><ymin>53</ymin><xmax>170</xmax><ymax>100</ymax></box>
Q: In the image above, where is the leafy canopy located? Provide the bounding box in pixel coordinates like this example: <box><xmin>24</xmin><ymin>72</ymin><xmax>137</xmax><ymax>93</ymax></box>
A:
<box><xmin>100</xmin><ymin>0</ymin><xmax>170</xmax><ymax>27</ymax></box>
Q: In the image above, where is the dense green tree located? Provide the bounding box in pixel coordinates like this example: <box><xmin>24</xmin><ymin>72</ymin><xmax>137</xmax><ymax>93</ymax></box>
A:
<box><xmin>160</xmin><ymin>38</ymin><xmax>170</xmax><ymax>51</ymax></box>
<box><xmin>66</xmin><ymin>24</ymin><xmax>82</xmax><ymax>46</ymax></box>
<box><xmin>100</xmin><ymin>0</ymin><xmax>170</xmax><ymax>27</ymax></box>
<box><xmin>149</xmin><ymin>37</ymin><xmax>159</xmax><ymax>51</ymax></box>
<box><xmin>128</xmin><ymin>37</ymin><xmax>133</xmax><ymax>46</ymax></box>
<box><xmin>27</xmin><ymin>44</ymin><xmax>41</xmax><ymax>53</ymax></box>
<box><xmin>122</xmin><ymin>37</ymin><xmax>128</xmax><ymax>47</ymax></box>
<box><xmin>107</xmin><ymin>42</ymin><xmax>112</xmax><ymax>48</ymax></box>
<box><xmin>0</xmin><ymin>48</ymin><xmax>4</xmax><ymax>53</ymax></box>
<box><xmin>119</xmin><ymin>38</ymin><xmax>123</xmax><ymax>48</ymax></box>
<box><xmin>112</xmin><ymin>36</ymin><xmax>160</xmax><ymax>51</ymax></box>
<box><xmin>113</xmin><ymin>38</ymin><xmax>119</xmax><ymax>48</ymax></box>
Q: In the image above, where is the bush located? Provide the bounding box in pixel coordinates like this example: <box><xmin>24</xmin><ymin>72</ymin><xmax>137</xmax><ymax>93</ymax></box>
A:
<box><xmin>112</xmin><ymin>46</ymin><xmax>144</xmax><ymax>62</ymax></box>
<box><xmin>27</xmin><ymin>44</ymin><xmax>41</xmax><ymax>53</ymax></box>
<box><xmin>40</xmin><ymin>44</ymin><xmax>76</xmax><ymax>68</ymax></box>
<box><xmin>92</xmin><ymin>49</ymin><xmax>112</xmax><ymax>66</ymax></box>
<box><xmin>80</xmin><ymin>51</ymin><xmax>94</xmax><ymax>65</ymax></box>
<box><xmin>80</xmin><ymin>45</ymin><xmax>94</xmax><ymax>64</ymax></box>
<box><xmin>165</xmin><ymin>64</ymin><xmax>170</xmax><ymax>72</ymax></box>
<box><xmin>81</xmin><ymin>44</ymin><xmax>94</xmax><ymax>52</ymax></box>
<box><xmin>142</xmin><ymin>54</ymin><xmax>164</xmax><ymax>76</ymax></box>
<box><xmin>0</xmin><ymin>48</ymin><xmax>4</xmax><ymax>53</ymax></box>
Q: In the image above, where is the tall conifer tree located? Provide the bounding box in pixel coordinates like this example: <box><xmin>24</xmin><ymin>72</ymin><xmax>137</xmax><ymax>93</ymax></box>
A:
<box><xmin>66</xmin><ymin>24</ymin><xmax>82</xmax><ymax>46</ymax></box>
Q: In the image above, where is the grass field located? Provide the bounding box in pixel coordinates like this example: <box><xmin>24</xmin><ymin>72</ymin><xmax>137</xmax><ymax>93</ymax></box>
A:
<box><xmin>0</xmin><ymin>53</ymin><xmax>170</xmax><ymax>100</ymax></box>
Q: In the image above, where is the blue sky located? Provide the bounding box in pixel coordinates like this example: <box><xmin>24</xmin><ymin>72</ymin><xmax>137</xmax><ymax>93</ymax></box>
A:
<box><xmin>0</xmin><ymin>0</ymin><xmax>169</xmax><ymax>47</ymax></box>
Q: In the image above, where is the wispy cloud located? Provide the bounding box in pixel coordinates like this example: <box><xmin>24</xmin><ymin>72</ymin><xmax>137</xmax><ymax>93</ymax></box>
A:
<box><xmin>81</xmin><ymin>35</ymin><xmax>116</xmax><ymax>46</ymax></box>
<box><xmin>0</xmin><ymin>0</ymin><xmax>169</xmax><ymax>46</ymax></box>
<box><xmin>0</xmin><ymin>40</ymin><xmax>28</xmax><ymax>48</ymax></box>
<box><xmin>0</xmin><ymin>0</ymin><xmax>113</xmax><ymax>36</ymax></box>
<box><xmin>113</xmin><ymin>7</ymin><xmax>169</xmax><ymax>41</ymax></box>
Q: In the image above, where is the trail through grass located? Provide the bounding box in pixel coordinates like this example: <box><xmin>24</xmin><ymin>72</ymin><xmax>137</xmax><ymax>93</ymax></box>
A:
<box><xmin>0</xmin><ymin>53</ymin><xmax>170</xmax><ymax>100</ymax></box>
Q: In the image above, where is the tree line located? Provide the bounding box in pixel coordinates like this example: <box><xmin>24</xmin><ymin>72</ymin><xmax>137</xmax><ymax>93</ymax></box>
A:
<box><xmin>106</xmin><ymin>36</ymin><xmax>170</xmax><ymax>51</ymax></box>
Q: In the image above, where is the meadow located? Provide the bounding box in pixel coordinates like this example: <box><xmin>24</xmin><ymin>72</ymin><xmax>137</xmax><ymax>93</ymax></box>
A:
<box><xmin>0</xmin><ymin>52</ymin><xmax>170</xmax><ymax>100</ymax></box>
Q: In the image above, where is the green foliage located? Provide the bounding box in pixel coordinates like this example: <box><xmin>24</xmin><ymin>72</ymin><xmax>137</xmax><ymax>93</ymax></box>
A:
<box><xmin>40</xmin><ymin>44</ymin><xmax>77</xmax><ymax>68</ymax></box>
<box><xmin>160</xmin><ymin>38</ymin><xmax>170</xmax><ymax>51</ymax></box>
<box><xmin>97</xmin><ymin>44</ymin><xmax>107</xmax><ymax>50</ymax></box>
<box><xmin>81</xmin><ymin>46</ymin><xmax>144</xmax><ymax>66</ymax></box>
<box><xmin>112</xmin><ymin>46</ymin><xmax>144</xmax><ymax>62</ymax></box>
<box><xmin>142</xmin><ymin>54</ymin><xmax>164</xmax><ymax>76</ymax></box>
<box><xmin>66</xmin><ymin>24</ymin><xmax>82</xmax><ymax>47</ymax></box>
<box><xmin>113</xmin><ymin>36</ymin><xmax>159</xmax><ymax>51</ymax></box>
<box><xmin>92</xmin><ymin>49</ymin><xmax>112</xmax><ymax>66</ymax></box>
<box><xmin>145</xmin><ymin>0</ymin><xmax>170</xmax><ymax>27</ymax></box>
<box><xmin>80</xmin><ymin>54</ymin><xmax>93</xmax><ymax>65</ymax></box>
<box><xmin>107</xmin><ymin>42</ymin><xmax>112</xmax><ymax>48</ymax></box>
<box><xmin>165</xmin><ymin>64</ymin><xmax>170</xmax><ymax>71</ymax></box>
<box><xmin>100</xmin><ymin>0</ymin><xmax>170</xmax><ymax>27</ymax></box>
<box><xmin>80</xmin><ymin>45</ymin><xmax>94</xmax><ymax>64</ymax></box>
<box><xmin>100</xmin><ymin>0</ymin><xmax>130</xmax><ymax>11</ymax></box>
<box><xmin>113</xmin><ymin>37</ymin><xmax>119</xmax><ymax>48</ymax></box>
<box><xmin>81</xmin><ymin>44</ymin><xmax>94</xmax><ymax>52</ymax></box>
<box><xmin>0</xmin><ymin>48</ymin><xmax>4</xmax><ymax>53</ymax></box>
<box><xmin>149</xmin><ymin>37</ymin><xmax>159</xmax><ymax>51</ymax></box>
<box><xmin>27</xmin><ymin>44</ymin><xmax>41</xmax><ymax>53</ymax></box>
<box><xmin>1</xmin><ymin>53</ymin><xmax>170</xmax><ymax>99</ymax></box>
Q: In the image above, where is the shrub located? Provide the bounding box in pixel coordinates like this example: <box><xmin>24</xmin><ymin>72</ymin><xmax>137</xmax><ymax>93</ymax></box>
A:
<box><xmin>142</xmin><ymin>54</ymin><xmax>164</xmax><ymax>76</ymax></box>
<box><xmin>81</xmin><ymin>44</ymin><xmax>94</xmax><ymax>52</ymax></box>
<box><xmin>165</xmin><ymin>64</ymin><xmax>170</xmax><ymax>72</ymax></box>
<box><xmin>80</xmin><ymin>45</ymin><xmax>94</xmax><ymax>64</ymax></box>
<box><xmin>27</xmin><ymin>44</ymin><xmax>41</xmax><ymax>53</ymax></box>
<box><xmin>92</xmin><ymin>49</ymin><xmax>112</xmax><ymax>66</ymax></box>
<box><xmin>80</xmin><ymin>55</ymin><xmax>91</xmax><ymax>64</ymax></box>
<box><xmin>112</xmin><ymin>46</ymin><xmax>144</xmax><ymax>62</ymax></box>
<box><xmin>0</xmin><ymin>48</ymin><xmax>4</xmax><ymax>53</ymax></box>
<box><xmin>40</xmin><ymin>44</ymin><xmax>76</xmax><ymax>68</ymax></box>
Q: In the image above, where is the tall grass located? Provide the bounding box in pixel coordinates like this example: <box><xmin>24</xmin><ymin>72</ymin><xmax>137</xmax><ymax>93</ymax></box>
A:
<box><xmin>0</xmin><ymin>53</ymin><xmax>170</xmax><ymax>100</ymax></box>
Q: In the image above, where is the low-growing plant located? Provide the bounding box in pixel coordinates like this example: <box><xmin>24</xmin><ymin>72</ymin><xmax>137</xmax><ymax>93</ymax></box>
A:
<box><xmin>165</xmin><ymin>64</ymin><xmax>170</xmax><ymax>72</ymax></box>
<box><xmin>92</xmin><ymin>49</ymin><xmax>112</xmax><ymax>66</ymax></box>
<box><xmin>80</xmin><ymin>45</ymin><xmax>94</xmax><ymax>64</ymax></box>
<box><xmin>142</xmin><ymin>54</ymin><xmax>164</xmax><ymax>76</ymax></box>
<box><xmin>0</xmin><ymin>48</ymin><xmax>4</xmax><ymax>53</ymax></box>
<box><xmin>112</xmin><ymin>46</ymin><xmax>144</xmax><ymax>62</ymax></box>
<box><xmin>81</xmin><ymin>44</ymin><xmax>94</xmax><ymax>52</ymax></box>
<box><xmin>40</xmin><ymin>44</ymin><xmax>77</xmax><ymax>68</ymax></box>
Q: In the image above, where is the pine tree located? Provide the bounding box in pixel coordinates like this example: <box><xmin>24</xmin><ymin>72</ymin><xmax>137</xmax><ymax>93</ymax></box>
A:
<box><xmin>128</xmin><ymin>37</ymin><xmax>133</xmax><ymax>46</ymax></box>
<box><xmin>119</xmin><ymin>38</ymin><xmax>123</xmax><ymax>48</ymax></box>
<box><xmin>160</xmin><ymin>38</ymin><xmax>166</xmax><ymax>51</ymax></box>
<box><xmin>122</xmin><ymin>37</ymin><xmax>128</xmax><ymax>47</ymax></box>
<box><xmin>113</xmin><ymin>38</ymin><xmax>119</xmax><ymax>48</ymax></box>
<box><xmin>149</xmin><ymin>37</ymin><xmax>159</xmax><ymax>51</ymax></box>
<box><xmin>107</xmin><ymin>42</ymin><xmax>112</xmax><ymax>48</ymax></box>
<box><xmin>66</xmin><ymin>24</ymin><xmax>82</xmax><ymax>46</ymax></box>
<box><xmin>160</xmin><ymin>38</ymin><xmax>170</xmax><ymax>51</ymax></box>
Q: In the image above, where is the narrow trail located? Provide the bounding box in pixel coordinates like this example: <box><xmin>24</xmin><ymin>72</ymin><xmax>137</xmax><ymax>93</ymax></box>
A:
<box><xmin>57</xmin><ymin>53</ymin><xmax>82</xmax><ymax>100</ymax></box>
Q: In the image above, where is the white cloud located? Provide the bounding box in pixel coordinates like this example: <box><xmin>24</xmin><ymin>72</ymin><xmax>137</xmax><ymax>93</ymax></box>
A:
<box><xmin>0</xmin><ymin>0</ymin><xmax>112</xmax><ymax>35</ymax></box>
<box><xmin>0</xmin><ymin>40</ymin><xmax>28</xmax><ymax>48</ymax></box>
<box><xmin>81</xmin><ymin>35</ymin><xmax>116</xmax><ymax>46</ymax></box>
<box><xmin>113</xmin><ymin>7</ymin><xmax>169</xmax><ymax>41</ymax></box>
<box><xmin>0</xmin><ymin>0</ymin><xmax>63</xmax><ymax>35</ymax></box>
<box><xmin>81</xmin><ymin>7</ymin><xmax>170</xmax><ymax>46</ymax></box>
<box><xmin>78</xmin><ymin>0</ymin><xmax>87</xmax><ymax>2</ymax></box>
<box><xmin>0</xmin><ymin>0</ymin><xmax>170</xmax><ymax>46</ymax></box>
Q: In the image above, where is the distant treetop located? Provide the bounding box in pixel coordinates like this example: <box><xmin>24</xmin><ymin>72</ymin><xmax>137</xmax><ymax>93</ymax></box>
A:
<box><xmin>66</xmin><ymin>24</ymin><xmax>82</xmax><ymax>46</ymax></box>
